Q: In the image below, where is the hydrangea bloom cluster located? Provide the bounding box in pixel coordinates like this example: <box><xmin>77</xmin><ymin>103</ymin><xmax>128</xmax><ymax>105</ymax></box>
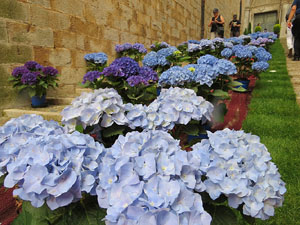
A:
<box><xmin>95</xmin><ymin>130</ymin><xmax>212</xmax><ymax>224</ymax></box>
<box><xmin>250</xmin><ymin>32</ymin><xmax>277</xmax><ymax>40</ymax></box>
<box><xmin>187</xmin><ymin>39</ymin><xmax>215</xmax><ymax>52</ymax></box>
<box><xmin>215</xmin><ymin>59</ymin><xmax>237</xmax><ymax>75</ymax></box>
<box><xmin>115</xmin><ymin>43</ymin><xmax>147</xmax><ymax>54</ymax></box>
<box><xmin>252</xmin><ymin>61</ymin><xmax>269</xmax><ymax>72</ymax></box>
<box><xmin>255</xmin><ymin>47</ymin><xmax>272</xmax><ymax>62</ymax></box>
<box><xmin>221</xmin><ymin>48</ymin><xmax>233</xmax><ymax>59</ymax></box>
<box><xmin>150</xmin><ymin>42</ymin><xmax>170</xmax><ymax>51</ymax></box>
<box><xmin>61</xmin><ymin>88</ymin><xmax>128</xmax><ymax>132</ymax></box>
<box><xmin>225</xmin><ymin>37</ymin><xmax>244</xmax><ymax>45</ymax></box>
<box><xmin>82</xmin><ymin>71</ymin><xmax>102</xmax><ymax>84</ymax></box>
<box><xmin>159</xmin><ymin>66</ymin><xmax>193</xmax><ymax>86</ymax></box>
<box><xmin>142</xmin><ymin>47</ymin><xmax>178</xmax><ymax>67</ymax></box>
<box><xmin>102</xmin><ymin>57</ymin><xmax>140</xmax><ymax>78</ymax></box>
<box><xmin>21</xmin><ymin>72</ymin><xmax>39</xmax><ymax>85</ymax></box>
<box><xmin>84</xmin><ymin>52</ymin><xmax>108</xmax><ymax>65</ymax></box>
<box><xmin>3</xmin><ymin>130</ymin><xmax>104</xmax><ymax>210</ymax></box>
<box><xmin>24</xmin><ymin>61</ymin><xmax>43</xmax><ymax>70</ymax></box>
<box><xmin>0</xmin><ymin>114</ymin><xmax>65</xmax><ymax>177</ymax></box>
<box><xmin>12</xmin><ymin>66</ymin><xmax>30</xmax><ymax>77</ymax></box>
<box><xmin>126</xmin><ymin>87</ymin><xmax>214</xmax><ymax>131</ymax></box>
<box><xmin>191</xmin><ymin>129</ymin><xmax>286</xmax><ymax>220</ymax></box>
<box><xmin>42</xmin><ymin>67</ymin><xmax>59</xmax><ymax>76</ymax></box>
<box><xmin>232</xmin><ymin>45</ymin><xmax>253</xmax><ymax>59</ymax></box>
<box><xmin>127</xmin><ymin>67</ymin><xmax>158</xmax><ymax>87</ymax></box>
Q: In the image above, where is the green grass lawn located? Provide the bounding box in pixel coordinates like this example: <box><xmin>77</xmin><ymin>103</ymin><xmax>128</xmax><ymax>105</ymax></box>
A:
<box><xmin>242</xmin><ymin>40</ymin><xmax>300</xmax><ymax>225</ymax></box>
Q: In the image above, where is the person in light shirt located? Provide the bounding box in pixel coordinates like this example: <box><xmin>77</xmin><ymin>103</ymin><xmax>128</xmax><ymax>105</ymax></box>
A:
<box><xmin>287</xmin><ymin>0</ymin><xmax>300</xmax><ymax>61</ymax></box>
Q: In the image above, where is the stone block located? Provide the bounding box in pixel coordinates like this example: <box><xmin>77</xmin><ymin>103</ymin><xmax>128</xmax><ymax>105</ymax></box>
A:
<box><xmin>0</xmin><ymin>43</ymin><xmax>33</xmax><ymax>63</ymax></box>
<box><xmin>72</xmin><ymin>51</ymin><xmax>86</xmax><ymax>68</ymax></box>
<box><xmin>0</xmin><ymin>86</ymin><xmax>31</xmax><ymax>110</ymax></box>
<box><xmin>103</xmin><ymin>28</ymin><xmax>120</xmax><ymax>42</ymax></box>
<box><xmin>76</xmin><ymin>34</ymin><xmax>85</xmax><ymax>50</ymax></box>
<box><xmin>60</xmin><ymin>66</ymin><xmax>86</xmax><ymax>85</ymax></box>
<box><xmin>0</xmin><ymin>65</ymin><xmax>10</xmax><ymax>86</ymax></box>
<box><xmin>33</xmin><ymin>46</ymin><xmax>51</xmax><ymax>66</ymax></box>
<box><xmin>30</xmin><ymin>4</ymin><xmax>50</xmax><ymax>27</ymax></box>
<box><xmin>54</xmin><ymin>31</ymin><xmax>77</xmax><ymax>49</ymax></box>
<box><xmin>7</xmin><ymin>22</ymin><xmax>30</xmax><ymax>44</ymax></box>
<box><xmin>70</xmin><ymin>17</ymin><xmax>99</xmax><ymax>38</ymax></box>
<box><xmin>51</xmin><ymin>0</ymin><xmax>84</xmax><ymax>18</ymax></box>
<box><xmin>29</xmin><ymin>27</ymin><xmax>54</xmax><ymax>47</ymax></box>
<box><xmin>49</xmin><ymin>48</ymin><xmax>71</xmax><ymax>67</ymax></box>
<box><xmin>0</xmin><ymin>0</ymin><xmax>29</xmax><ymax>22</ymax></box>
<box><xmin>0</xmin><ymin>20</ymin><xmax>7</xmax><ymax>42</ymax></box>
<box><xmin>28</xmin><ymin>0</ymin><xmax>51</xmax><ymax>9</ymax></box>
<box><xmin>48</xmin><ymin>11</ymin><xmax>71</xmax><ymax>30</ymax></box>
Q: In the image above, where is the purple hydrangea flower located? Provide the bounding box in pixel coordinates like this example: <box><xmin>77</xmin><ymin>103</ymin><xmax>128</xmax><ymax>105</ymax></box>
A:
<box><xmin>42</xmin><ymin>67</ymin><xmax>58</xmax><ymax>76</ymax></box>
<box><xmin>24</xmin><ymin>61</ymin><xmax>43</xmax><ymax>71</ymax></box>
<box><xmin>132</xmin><ymin>43</ymin><xmax>147</xmax><ymax>54</ymax></box>
<box><xmin>101</xmin><ymin>57</ymin><xmax>140</xmax><ymax>78</ymax></box>
<box><xmin>82</xmin><ymin>71</ymin><xmax>102</xmax><ymax>84</ymax></box>
<box><xmin>21</xmin><ymin>72</ymin><xmax>38</xmax><ymax>85</ymax></box>
<box><xmin>139</xmin><ymin>66</ymin><xmax>158</xmax><ymax>82</ymax></box>
<box><xmin>126</xmin><ymin>76</ymin><xmax>148</xmax><ymax>87</ymax></box>
<box><xmin>11</xmin><ymin>66</ymin><xmax>29</xmax><ymax>77</ymax></box>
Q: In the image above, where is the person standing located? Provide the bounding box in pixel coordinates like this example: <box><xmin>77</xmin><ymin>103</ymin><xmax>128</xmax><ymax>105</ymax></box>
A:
<box><xmin>229</xmin><ymin>14</ymin><xmax>241</xmax><ymax>37</ymax></box>
<box><xmin>208</xmin><ymin>8</ymin><xmax>225</xmax><ymax>39</ymax></box>
<box><xmin>286</xmin><ymin>5</ymin><xmax>295</xmax><ymax>58</ymax></box>
<box><xmin>287</xmin><ymin>0</ymin><xmax>300</xmax><ymax>61</ymax></box>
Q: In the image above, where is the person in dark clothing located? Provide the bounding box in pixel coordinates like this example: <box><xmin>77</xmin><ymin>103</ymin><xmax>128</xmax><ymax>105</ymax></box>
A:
<box><xmin>208</xmin><ymin>8</ymin><xmax>225</xmax><ymax>39</ymax></box>
<box><xmin>287</xmin><ymin>0</ymin><xmax>300</xmax><ymax>61</ymax></box>
<box><xmin>229</xmin><ymin>15</ymin><xmax>241</xmax><ymax>37</ymax></box>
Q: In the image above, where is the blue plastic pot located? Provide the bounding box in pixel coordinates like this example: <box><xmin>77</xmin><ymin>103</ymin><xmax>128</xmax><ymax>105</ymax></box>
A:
<box><xmin>235</xmin><ymin>79</ymin><xmax>250</xmax><ymax>90</ymax></box>
<box><xmin>31</xmin><ymin>95</ymin><xmax>46</xmax><ymax>108</ymax></box>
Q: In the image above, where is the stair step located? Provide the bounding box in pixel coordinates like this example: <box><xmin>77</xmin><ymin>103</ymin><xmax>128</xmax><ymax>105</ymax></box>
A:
<box><xmin>3</xmin><ymin>105</ymin><xmax>67</xmax><ymax>122</ymax></box>
<box><xmin>76</xmin><ymin>88</ymin><xmax>93</xmax><ymax>96</ymax></box>
<box><xmin>47</xmin><ymin>97</ymin><xmax>73</xmax><ymax>105</ymax></box>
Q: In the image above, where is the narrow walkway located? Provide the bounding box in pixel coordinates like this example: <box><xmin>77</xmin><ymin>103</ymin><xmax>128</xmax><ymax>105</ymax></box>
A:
<box><xmin>280</xmin><ymin>38</ymin><xmax>300</xmax><ymax>105</ymax></box>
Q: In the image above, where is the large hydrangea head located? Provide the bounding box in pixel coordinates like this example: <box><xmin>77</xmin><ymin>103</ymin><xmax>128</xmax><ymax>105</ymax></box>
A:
<box><xmin>215</xmin><ymin>59</ymin><xmax>237</xmax><ymax>75</ymax></box>
<box><xmin>101</xmin><ymin>57</ymin><xmax>140</xmax><ymax>78</ymax></box>
<box><xmin>11</xmin><ymin>66</ymin><xmax>30</xmax><ymax>77</ymax></box>
<box><xmin>0</xmin><ymin>114</ymin><xmax>66</xmax><ymax>177</ymax></box>
<box><xmin>255</xmin><ymin>48</ymin><xmax>272</xmax><ymax>62</ymax></box>
<box><xmin>158</xmin><ymin>66</ymin><xmax>193</xmax><ymax>87</ymax></box>
<box><xmin>191</xmin><ymin>129</ymin><xmax>286</xmax><ymax>220</ymax></box>
<box><xmin>252</xmin><ymin>61</ymin><xmax>269</xmax><ymax>72</ymax></box>
<box><xmin>157</xmin><ymin>47</ymin><xmax>178</xmax><ymax>66</ymax></box>
<box><xmin>142</xmin><ymin>51</ymin><xmax>159</xmax><ymax>68</ymax></box>
<box><xmin>192</xmin><ymin>64</ymin><xmax>219</xmax><ymax>87</ymax></box>
<box><xmin>4</xmin><ymin>131</ymin><xmax>104</xmax><ymax>210</ymax></box>
<box><xmin>127</xmin><ymin>66</ymin><xmax>158</xmax><ymax>86</ymax></box>
<box><xmin>95</xmin><ymin>130</ymin><xmax>212</xmax><ymax>224</ymax></box>
<box><xmin>21</xmin><ymin>72</ymin><xmax>39</xmax><ymax>85</ymax></box>
<box><xmin>24</xmin><ymin>61</ymin><xmax>43</xmax><ymax>71</ymax></box>
<box><xmin>221</xmin><ymin>48</ymin><xmax>233</xmax><ymax>59</ymax></box>
<box><xmin>197</xmin><ymin>55</ymin><xmax>218</xmax><ymax>66</ymax></box>
<box><xmin>84</xmin><ymin>52</ymin><xmax>108</xmax><ymax>65</ymax></box>
<box><xmin>125</xmin><ymin>87</ymin><xmax>214</xmax><ymax>131</ymax></box>
<box><xmin>61</xmin><ymin>88</ymin><xmax>128</xmax><ymax>132</ymax></box>
<box><xmin>42</xmin><ymin>67</ymin><xmax>59</xmax><ymax>77</ymax></box>
<box><xmin>232</xmin><ymin>45</ymin><xmax>253</xmax><ymax>59</ymax></box>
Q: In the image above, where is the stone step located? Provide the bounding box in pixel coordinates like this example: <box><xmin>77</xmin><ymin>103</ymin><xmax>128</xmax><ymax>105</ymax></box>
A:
<box><xmin>3</xmin><ymin>105</ymin><xmax>67</xmax><ymax>122</ymax></box>
<box><xmin>76</xmin><ymin>88</ymin><xmax>93</xmax><ymax>96</ymax></box>
<box><xmin>47</xmin><ymin>97</ymin><xmax>73</xmax><ymax>105</ymax></box>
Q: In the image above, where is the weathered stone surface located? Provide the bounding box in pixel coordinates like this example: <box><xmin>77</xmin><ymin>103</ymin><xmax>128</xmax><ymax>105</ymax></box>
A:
<box><xmin>0</xmin><ymin>43</ymin><xmax>32</xmax><ymax>63</ymax></box>
<box><xmin>54</xmin><ymin>31</ymin><xmax>77</xmax><ymax>49</ymax></box>
<box><xmin>0</xmin><ymin>0</ymin><xmax>29</xmax><ymax>22</ymax></box>
<box><xmin>0</xmin><ymin>20</ymin><xmax>7</xmax><ymax>42</ymax></box>
<box><xmin>34</xmin><ymin>46</ymin><xmax>51</xmax><ymax>66</ymax></box>
<box><xmin>49</xmin><ymin>48</ymin><xmax>71</xmax><ymax>66</ymax></box>
<box><xmin>51</xmin><ymin>0</ymin><xmax>84</xmax><ymax>17</ymax></box>
<box><xmin>28</xmin><ymin>0</ymin><xmax>51</xmax><ymax>9</ymax></box>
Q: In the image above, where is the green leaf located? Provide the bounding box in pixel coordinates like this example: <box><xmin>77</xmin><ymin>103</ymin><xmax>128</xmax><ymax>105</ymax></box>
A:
<box><xmin>209</xmin><ymin>205</ymin><xmax>239</xmax><ymax>225</ymax></box>
<box><xmin>0</xmin><ymin>174</ymin><xmax>5</xmax><ymax>186</ymax></box>
<box><xmin>102</xmin><ymin>125</ymin><xmax>125</xmax><ymax>138</ymax></box>
<box><xmin>211</xmin><ymin>89</ymin><xmax>229</xmax><ymax>98</ymax></box>
<box><xmin>183</xmin><ymin>124</ymin><xmax>200</xmax><ymax>136</ymax></box>
<box><xmin>75</xmin><ymin>125</ymin><xmax>84</xmax><ymax>133</ymax></box>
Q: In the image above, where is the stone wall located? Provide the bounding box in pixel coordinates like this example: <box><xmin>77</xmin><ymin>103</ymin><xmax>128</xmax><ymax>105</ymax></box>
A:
<box><xmin>0</xmin><ymin>0</ymin><xmax>242</xmax><ymax>110</ymax></box>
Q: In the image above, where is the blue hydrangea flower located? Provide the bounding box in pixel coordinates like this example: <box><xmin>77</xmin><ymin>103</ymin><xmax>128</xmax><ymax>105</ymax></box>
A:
<box><xmin>191</xmin><ymin>129</ymin><xmax>286</xmax><ymax>220</ymax></box>
<box><xmin>221</xmin><ymin>48</ymin><xmax>233</xmax><ymax>59</ymax></box>
<box><xmin>84</xmin><ymin>52</ymin><xmax>108</xmax><ymax>65</ymax></box>
<box><xmin>193</xmin><ymin>64</ymin><xmax>219</xmax><ymax>87</ymax></box>
<box><xmin>215</xmin><ymin>59</ymin><xmax>237</xmax><ymax>75</ymax></box>
<box><xmin>197</xmin><ymin>55</ymin><xmax>218</xmax><ymax>66</ymax></box>
<box><xmin>158</xmin><ymin>66</ymin><xmax>193</xmax><ymax>87</ymax></box>
<box><xmin>157</xmin><ymin>47</ymin><xmax>178</xmax><ymax>66</ymax></box>
<box><xmin>61</xmin><ymin>88</ymin><xmax>128</xmax><ymax>132</ymax></box>
<box><xmin>142</xmin><ymin>51</ymin><xmax>159</xmax><ymax>68</ymax></box>
<box><xmin>233</xmin><ymin>45</ymin><xmax>253</xmax><ymax>59</ymax></box>
<box><xmin>3</xmin><ymin>131</ymin><xmax>104</xmax><ymax>210</ymax></box>
<box><xmin>95</xmin><ymin>130</ymin><xmax>212</xmax><ymax>224</ymax></box>
<box><xmin>255</xmin><ymin>48</ymin><xmax>272</xmax><ymax>62</ymax></box>
<box><xmin>252</xmin><ymin>61</ymin><xmax>269</xmax><ymax>72</ymax></box>
<box><xmin>0</xmin><ymin>114</ymin><xmax>66</xmax><ymax>177</ymax></box>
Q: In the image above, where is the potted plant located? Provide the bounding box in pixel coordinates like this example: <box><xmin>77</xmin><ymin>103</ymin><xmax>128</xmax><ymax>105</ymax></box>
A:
<box><xmin>9</xmin><ymin>61</ymin><xmax>59</xmax><ymax>107</ymax></box>
<box><xmin>273</xmin><ymin>24</ymin><xmax>281</xmax><ymax>37</ymax></box>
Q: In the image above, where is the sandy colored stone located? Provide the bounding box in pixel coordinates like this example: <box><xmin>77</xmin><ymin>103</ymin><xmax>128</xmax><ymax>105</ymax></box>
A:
<box><xmin>54</xmin><ymin>31</ymin><xmax>77</xmax><ymax>49</ymax></box>
<box><xmin>28</xmin><ymin>0</ymin><xmax>51</xmax><ymax>8</ymax></box>
<box><xmin>49</xmin><ymin>48</ymin><xmax>71</xmax><ymax>66</ymax></box>
<box><xmin>33</xmin><ymin>46</ymin><xmax>51</xmax><ymax>66</ymax></box>
<box><xmin>51</xmin><ymin>0</ymin><xmax>84</xmax><ymax>17</ymax></box>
